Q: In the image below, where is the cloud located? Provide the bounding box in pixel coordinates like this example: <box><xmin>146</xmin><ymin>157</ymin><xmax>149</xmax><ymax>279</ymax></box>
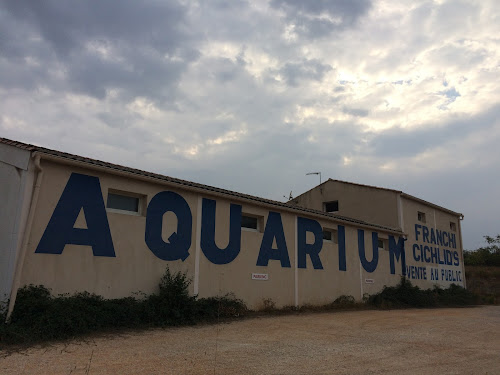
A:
<box><xmin>1</xmin><ymin>0</ymin><xmax>198</xmax><ymax>102</ymax></box>
<box><xmin>271</xmin><ymin>58</ymin><xmax>333</xmax><ymax>86</ymax></box>
<box><xmin>270</xmin><ymin>0</ymin><xmax>373</xmax><ymax>38</ymax></box>
<box><xmin>0</xmin><ymin>0</ymin><xmax>499</xmax><ymax>250</ymax></box>
<box><xmin>367</xmin><ymin>103</ymin><xmax>500</xmax><ymax>160</ymax></box>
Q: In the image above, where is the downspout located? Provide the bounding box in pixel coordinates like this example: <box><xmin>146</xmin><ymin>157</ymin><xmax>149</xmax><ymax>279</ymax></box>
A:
<box><xmin>397</xmin><ymin>193</ymin><xmax>404</xmax><ymax>232</ymax></box>
<box><xmin>6</xmin><ymin>153</ymin><xmax>44</xmax><ymax>321</ymax></box>
<box><xmin>397</xmin><ymin>194</ymin><xmax>407</xmax><ymax>280</ymax></box>
<box><xmin>458</xmin><ymin>214</ymin><xmax>466</xmax><ymax>289</ymax></box>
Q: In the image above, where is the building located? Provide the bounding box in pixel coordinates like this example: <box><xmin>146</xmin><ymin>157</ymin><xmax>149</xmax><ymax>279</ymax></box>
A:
<box><xmin>290</xmin><ymin>179</ymin><xmax>465</xmax><ymax>289</ymax></box>
<box><xmin>0</xmin><ymin>138</ymin><xmax>464</xmax><ymax>317</ymax></box>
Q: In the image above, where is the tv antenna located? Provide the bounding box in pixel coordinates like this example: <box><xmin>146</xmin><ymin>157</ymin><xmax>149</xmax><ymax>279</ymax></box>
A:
<box><xmin>306</xmin><ymin>172</ymin><xmax>322</xmax><ymax>184</ymax></box>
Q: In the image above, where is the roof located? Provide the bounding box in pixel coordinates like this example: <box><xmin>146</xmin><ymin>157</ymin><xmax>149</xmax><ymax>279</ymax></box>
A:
<box><xmin>400</xmin><ymin>193</ymin><xmax>462</xmax><ymax>217</ymax></box>
<box><xmin>0</xmin><ymin>137</ymin><xmax>404</xmax><ymax>234</ymax></box>
<box><xmin>292</xmin><ymin>178</ymin><xmax>462</xmax><ymax>217</ymax></box>
<box><xmin>292</xmin><ymin>178</ymin><xmax>401</xmax><ymax>202</ymax></box>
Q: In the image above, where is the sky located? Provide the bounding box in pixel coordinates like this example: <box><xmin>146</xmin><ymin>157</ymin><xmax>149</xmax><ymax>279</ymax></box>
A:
<box><xmin>0</xmin><ymin>0</ymin><xmax>499</xmax><ymax>250</ymax></box>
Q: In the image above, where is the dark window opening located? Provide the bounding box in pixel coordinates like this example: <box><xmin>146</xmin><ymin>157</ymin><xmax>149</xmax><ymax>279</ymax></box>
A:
<box><xmin>322</xmin><ymin>229</ymin><xmax>338</xmax><ymax>243</ymax></box>
<box><xmin>417</xmin><ymin>211</ymin><xmax>426</xmax><ymax>223</ymax></box>
<box><xmin>107</xmin><ymin>193</ymin><xmax>139</xmax><ymax>213</ymax></box>
<box><xmin>241</xmin><ymin>215</ymin><xmax>259</xmax><ymax>230</ymax></box>
<box><xmin>450</xmin><ymin>222</ymin><xmax>457</xmax><ymax>231</ymax></box>
<box><xmin>378</xmin><ymin>239</ymin><xmax>385</xmax><ymax>249</ymax></box>
<box><xmin>324</xmin><ymin>200</ymin><xmax>339</xmax><ymax>212</ymax></box>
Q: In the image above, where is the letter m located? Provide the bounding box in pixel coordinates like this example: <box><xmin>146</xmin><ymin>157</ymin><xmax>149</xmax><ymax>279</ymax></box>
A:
<box><xmin>389</xmin><ymin>236</ymin><xmax>406</xmax><ymax>275</ymax></box>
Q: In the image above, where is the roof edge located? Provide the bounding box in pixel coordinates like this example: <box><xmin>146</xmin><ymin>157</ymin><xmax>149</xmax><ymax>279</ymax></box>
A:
<box><xmin>400</xmin><ymin>193</ymin><xmax>462</xmax><ymax>217</ymax></box>
<box><xmin>37</xmin><ymin>151</ymin><xmax>403</xmax><ymax>234</ymax></box>
<box><xmin>0</xmin><ymin>137</ymin><xmax>403</xmax><ymax>234</ymax></box>
<box><xmin>292</xmin><ymin>178</ymin><xmax>462</xmax><ymax>218</ymax></box>
<box><xmin>292</xmin><ymin>179</ymin><xmax>402</xmax><ymax>202</ymax></box>
<box><xmin>288</xmin><ymin>178</ymin><xmax>334</xmax><ymax>202</ymax></box>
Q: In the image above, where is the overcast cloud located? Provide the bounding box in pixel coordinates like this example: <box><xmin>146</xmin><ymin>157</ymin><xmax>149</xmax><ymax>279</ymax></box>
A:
<box><xmin>1</xmin><ymin>0</ymin><xmax>499</xmax><ymax>250</ymax></box>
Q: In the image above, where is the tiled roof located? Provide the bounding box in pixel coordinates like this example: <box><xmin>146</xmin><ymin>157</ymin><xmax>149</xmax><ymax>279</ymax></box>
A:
<box><xmin>0</xmin><ymin>138</ymin><xmax>38</xmax><ymax>151</ymax></box>
<box><xmin>0</xmin><ymin>137</ymin><xmax>404</xmax><ymax>233</ymax></box>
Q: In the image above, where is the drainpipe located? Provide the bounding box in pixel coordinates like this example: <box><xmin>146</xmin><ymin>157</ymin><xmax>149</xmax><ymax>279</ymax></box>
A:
<box><xmin>458</xmin><ymin>214</ymin><xmax>466</xmax><ymax>289</ymax></box>
<box><xmin>6</xmin><ymin>153</ymin><xmax>44</xmax><ymax>322</ymax></box>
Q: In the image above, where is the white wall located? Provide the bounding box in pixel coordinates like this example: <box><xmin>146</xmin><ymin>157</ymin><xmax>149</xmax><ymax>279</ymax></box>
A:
<box><xmin>0</xmin><ymin>143</ymin><xmax>32</xmax><ymax>306</ymax></box>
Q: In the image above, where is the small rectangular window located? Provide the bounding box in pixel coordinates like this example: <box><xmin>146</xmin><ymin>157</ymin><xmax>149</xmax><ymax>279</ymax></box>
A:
<box><xmin>417</xmin><ymin>211</ymin><xmax>426</xmax><ymax>223</ymax></box>
<box><xmin>322</xmin><ymin>229</ymin><xmax>338</xmax><ymax>243</ymax></box>
<box><xmin>242</xmin><ymin>215</ymin><xmax>259</xmax><ymax>231</ymax></box>
<box><xmin>324</xmin><ymin>201</ymin><xmax>339</xmax><ymax>212</ymax></box>
<box><xmin>450</xmin><ymin>222</ymin><xmax>457</xmax><ymax>231</ymax></box>
<box><xmin>107</xmin><ymin>191</ymin><xmax>143</xmax><ymax>214</ymax></box>
<box><xmin>378</xmin><ymin>239</ymin><xmax>385</xmax><ymax>250</ymax></box>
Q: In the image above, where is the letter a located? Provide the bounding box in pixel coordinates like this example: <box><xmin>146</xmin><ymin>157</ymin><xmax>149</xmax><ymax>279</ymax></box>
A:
<box><xmin>36</xmin><ymin>173</ymin><xmax>115</xmax><ymax>257</ymax></box>
<box><xmin>256</xmin><ymin>212</ymin><xmax>291</xmax><ymax>267</ymax></box>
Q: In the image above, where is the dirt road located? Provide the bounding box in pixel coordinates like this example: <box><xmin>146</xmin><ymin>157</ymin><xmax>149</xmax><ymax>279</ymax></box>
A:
<box><xmin>1</xmin><ymin>306</ymin><xmax>499</xmax><ymax>374</ymax></box>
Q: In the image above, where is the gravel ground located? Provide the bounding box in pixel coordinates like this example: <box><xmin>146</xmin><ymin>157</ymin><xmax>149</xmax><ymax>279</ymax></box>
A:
<box><xmin>1</xmin><ymin>306</ymin><xmax>499</xmax><ymax>374</ymax></box>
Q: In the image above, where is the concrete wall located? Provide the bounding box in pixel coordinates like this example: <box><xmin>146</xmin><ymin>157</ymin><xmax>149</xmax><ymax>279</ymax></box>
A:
<box><xmin>402</xmin><ymin>197</ymin><xmax>465</xmax><ymax>288</ymax></box>
<box><xmin>293</xmin><ymin>180</ymin><xmax>465</xmax><ymax>290</ymax></box>
<box><xmin>16</xmin><ymin>158</ymin><xmax>408</xmax><ymax>309</ymax></box>
<box><xmin>293</xmin><ymin>181</ymin><xmax>401</xmax><ymax>229</ymax></box>
<box><xmin>0</xmin><ymin>143</ymin><xmax>33</xmax><ymax>305</ymax></box>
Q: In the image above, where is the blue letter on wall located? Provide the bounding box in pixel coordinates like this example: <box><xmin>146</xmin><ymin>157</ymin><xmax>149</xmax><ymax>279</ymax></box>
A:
<box><xmin>297</xmin><ymin>217</ymin><xmax>323</xmax><ymax>269</ymax></box>
<box><xmin>145</xmin><ymin>191</ymin><xmax>192</xmax><ymax>261</ymax></box>
<box><xmin>35</xmin><ymin>173</ymin><xmax>115</xmax><ymax>257</ymax></box>
<box><xmin>256</xmin><ymin>212</ymin><xmax>291</xmax><ymax>267</ymax></box>
<box><xmin>389</xmin><ymin>236</ymin><xmax>406</xmax><ymax>275</ymax></box>
<box><xmin>358</xmin><ymin>230</ymin><xmax>379</xmax><ymax>273</ymax></box>
<box><xmin>338</xmin><ymin>225</ymin><xmax>347</xmax><ymax>271</ymax></box>
<box><xmin>201</xmin><ymin>198</ymin><xmax>242</xmax><ymax>264</ymax></box>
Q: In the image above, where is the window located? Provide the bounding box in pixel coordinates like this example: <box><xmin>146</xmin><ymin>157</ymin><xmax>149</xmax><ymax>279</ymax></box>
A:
<box><xmin>417</xmin><ymin>211</ymin><xmax>426</xmax><ymax>223</ymax></box>
<box><xmin>241</xmin><ymin>215</ymin><xmax>260</xmax><ymax>231</ymax></box>
<box><xmin>378</xmin><ymin>239</ymin><xmax>385</xmax><ymax>250</ymax></box>
<box><xmin>322</xmin><ymin>229</ymin><xmax>338</xmax><ymax>243</ymax></box>
<box><xmin>450</xmin><ymin>222</ymin><xmax>457</xmax><ymax>232</ymax></box>
<box><xmin>324</xmin><ymin>200</ymin><xmax>339</xmax><ymax>212</ymax></box>
<box><xmin>106</xmin><ymin>191</ymin><xmax>142</xmax><ymax>214</ymax></box>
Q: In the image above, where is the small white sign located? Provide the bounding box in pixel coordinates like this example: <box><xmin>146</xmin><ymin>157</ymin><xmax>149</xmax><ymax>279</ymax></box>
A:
<box><xmin>365</xmin><ymin>278</ymin><xmax>374</xmax><ymax>284</ymax></box>
<box><xmin>252</xmin><ymin>273</ymin><xmax>269</xmax><ymax>281</ymax></box>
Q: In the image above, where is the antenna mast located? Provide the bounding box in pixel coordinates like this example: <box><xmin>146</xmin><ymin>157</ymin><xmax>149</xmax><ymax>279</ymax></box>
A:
<box><xmin>306</xmin><ymin>172</ymin><xmax>322</xmax><ymax>184</ymax></box>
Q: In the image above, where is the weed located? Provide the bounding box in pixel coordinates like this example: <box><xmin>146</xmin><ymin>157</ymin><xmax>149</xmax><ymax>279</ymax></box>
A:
<box><xmin>261</xmin><ymin>298</ymin><xmax>276</xmax><ymax>312</ymax></box>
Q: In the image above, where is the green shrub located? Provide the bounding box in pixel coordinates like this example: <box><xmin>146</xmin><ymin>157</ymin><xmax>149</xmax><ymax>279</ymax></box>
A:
<box><xmin>0</xmin><ymin>271</ymin><xmax>481</xmax><ymax>346</ymax></box>
<box><xmin>464</xmin><ymin>235</ymin><xmax>500</xmax><ymax>266</ymax></box>
<box><xmin>367</xmin><ymin>278</ymin><xmax>478</xmax><ymax>308</ymax></box>
<box><xmin>144</xmin><ymin>269</ymin><xmax>197</xmax><ymax>326</ymax></box>
<box><xmin>0</xmin><ymin>267</ymin><xmax>247</xmax><ymax>346</ymax></box>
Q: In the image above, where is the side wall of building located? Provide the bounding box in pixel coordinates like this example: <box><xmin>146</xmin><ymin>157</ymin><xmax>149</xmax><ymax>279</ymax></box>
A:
<box><xmin>17</xmin><ymin>159</ymin><xmax>407</xmax><ymax>309</ymax></box>
<box><xmin>402</xmin><ymin>197</ymin><xmax>465</xmax><ymax>288</ymax></box>
<box><xmin>0</xmin><ymin>144</ymin><xmax>34</xmax><ymax>305</ymax></box>
<box><xmin>293</xmin><ymin>181</ymin><xmax>401</xmax><ymax>230</ymax></box>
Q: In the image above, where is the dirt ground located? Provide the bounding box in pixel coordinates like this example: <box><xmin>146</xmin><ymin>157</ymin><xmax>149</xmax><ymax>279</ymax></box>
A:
<box><xmin>1</xmin><ymin>306</ymin><xmax>499</xmax><ymax>375</ymax></box>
